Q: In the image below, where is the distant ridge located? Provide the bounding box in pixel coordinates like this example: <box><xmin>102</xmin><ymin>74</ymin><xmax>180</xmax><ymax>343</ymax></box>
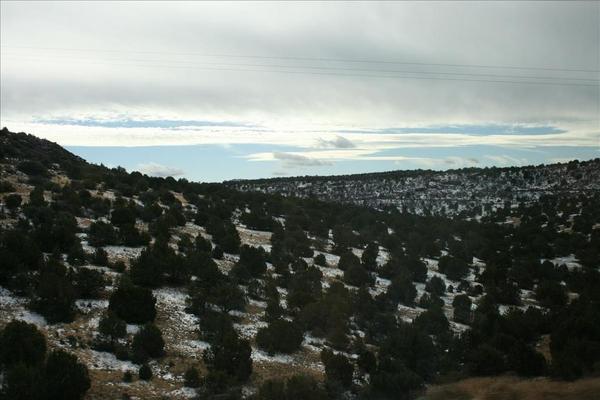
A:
<box><xmin>228</xmin><ymin>157</ymin><xmax>600</xmax><ymax>216</ymax></box>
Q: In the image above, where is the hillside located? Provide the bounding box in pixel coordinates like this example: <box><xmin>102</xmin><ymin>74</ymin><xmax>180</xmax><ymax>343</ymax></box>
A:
<box><xmin>228</xmin><ymin>159</ymin><xmax>600</xmax><ymax>217</ymax></box>
<box><xmin>0</xmin><ymin>128</ymin><xmax>599</xmax><ymax>400</ymax></box>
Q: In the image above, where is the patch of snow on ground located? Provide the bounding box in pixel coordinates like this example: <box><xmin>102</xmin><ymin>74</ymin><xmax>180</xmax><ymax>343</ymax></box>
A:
<box><xmin>104</xmin><ymin>245</ymin><xmax>144</xmax><ymax>261</ymax></box>
<box><xmin>75</xmin><ymin>299</ymin><xmax>109</xmax><ymax>314</ymax></box>
<box><xmin>397</xmin><ymin>304</ymin><xmax>425</xmax><ymax>323</ymax></box>
<box><xmin>0</xmin><ymin>287</ymin><xmax>47</xmax><ymax>326</ymax></box>
<box><xmin>0</xmin><ymin>286</ymin><xmax>25</xmax><ymax>307</ymax></box>
<box><xmin>235</xmin><ymin>320</ymin><xmax>268</xmax><ymax>339</ymax></box>
<box><xmin>236</xmin><ymin>226</ymin><xmax>272</xmax><ymax>248</ymax></box>
<box><xmin>174</xmin><ymin>339</ymin><xmax>211</xmax><ymax>356</ymax></box>
<box><xmin>127</xmin><ymin>324</ymin><xmax>141</xmax><ymax>334</ymax></box>
<box><xmin>545</xmin><ymin>254</ymin><xmax>582</xmax><ymax>271</ymax></box>
<box><xmin>351</xmin><ymin>248</ymin><xmax>364</xmax><ymax>258</ymax></box>
<box><xmin>450</xmin><ymin>321</ymin><xmax>470</xmax><ymax>334</ymax></box>
<box><xmin>248</xmin><ymin>298</ymin><xmax>267</xmax><ymax>308</ymax></box>
<box><xmin>88</xmin><ymin>316</ymin><xmax>100</xmax><ymax>329</ymax></box>
<box><xmin>169</xmin><ymin>387</ymin><xmax>197</xmax><ymax>399</ymax></box>
<box><xmin>223</xmin><ymin>253</ymin><xmax>240</xmax><ymax>262</ymax></box>
<box><xmin>316</xmin><ymin>251</ymin><xmax>340</xmax><ymax>267</ymax></box>
<box><xmin>376</xmin><ymin>248</ymin><xmax>390</xmax><ymax>266</ymax></box>
<box><xmin>14</xmin><ymin>309</ymin><xmax>47</xmax><ymax>327</ymax></box>
<box><xmin>316</xmin><ymin>264</ymin><xmax>343</xmax><ymax>280</ymax></box>
<box><xmin>87</xmin><ymin>349</ymin><xmax>138</xmax><ymax>371</ymax></box>
<box><xmin>259</xmin><ymin>244</ymin><xmax>272</xmax><ymax>253</ymax></box>
<box><xmin>76</xmin><ymin>217</ymin><xmax>94</xmax><ymax>230</ymax></box>
<box><xmin>302</xmin><ymin>334</ymin><xmax>326</xmax><ymax>353</ymax></box>
<box><xmin>251</xmin><ymin>348</ymin><xmax>294</xmax><ymax>364</ymax></box>
<box><xmin>498</xmin><ymin>304</ymin><xmax>512</xmax><ymax>315</ymax></box>
<box><xmin>153</xmin><ymin>287</ymin><xmax>202</xmax><ymax>356</ymax></box>
<box><xmin>370</xmin><ymin>277</ymin><xmax>391</xmax><ymax>296</ymax></box>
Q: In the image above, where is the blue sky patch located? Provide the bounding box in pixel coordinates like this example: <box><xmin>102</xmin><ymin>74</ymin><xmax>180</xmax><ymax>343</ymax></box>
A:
<box><xmin>35</xmin><ymin>118</ymin><xmax>257</xmax><ymax>129</ymax></box>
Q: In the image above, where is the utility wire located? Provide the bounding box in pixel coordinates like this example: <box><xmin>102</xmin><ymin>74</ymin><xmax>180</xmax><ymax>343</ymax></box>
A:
<box><xmin>2</xmin><ymin>44</ymin><xmax>599</xmax><ymax>74</ymax></box>
<box><xmin>2</xmin><ymin>53</ymin><xmax>598</xmax><ymax>87</ymax></box>
<box><xmin>3</xmin><ymin>52</ymin><xmax>598</xmax><ymax>83</ymax></box>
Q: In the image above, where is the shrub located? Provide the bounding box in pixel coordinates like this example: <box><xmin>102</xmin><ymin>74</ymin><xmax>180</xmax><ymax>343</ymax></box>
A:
<box><xmin>0</xmin><ymin>320</ymin><xmax>47</xmax><ymax>367</ymax></box>
<box><xmin>73</xmin><ymin>268</ymin><xmax>105</xmax><ymax>298</ymax></box>
<box><xmin>370</xmin><ymin>357</ymin><xmax>423</xmax><ymax>399</ymax></box>
<box><xmin>338</xmin><ymin>251</ymin><xmax>361</xmax><ymax>271</ymax></box>
<box><xmin>257</xmin><ymin>375</ymin><xmax>327</xmax><ymax>400</ymax></box>
<box><xmin>17</xmin><ymin>160</ymin><xmax>47</xmax><ymax>177</ymax></box>
<box><xmin>2</xmin><ymin>362</ymin><xmax>44</xmax><ymax>400</ymax></box>
<box><xmin>425</xmin><ymin>276</ymin><xmax>446</xmax><ymax>296</ymax></box>
<box><xmin>386</xmin><ymin>272</ymin><xmax>417</xmax><ymax>306</ymax></box>
<box><xmin>0</xmin><ymin>180</ymin><xmax>15</xmax><ymax>192</ymax></box>
<box><xmin>414</xmin><ymin>305</ymin><xmax>449</xmax><ymax>335</ymax></box>
<box><xmin>28</xmin><ymin>186</ymin><xmax>46</xmax><ymax>207</ymax></box>
<box><xmin>88</xmin><ymin>221</ymin><xmax>117</xmax><ymax>247</ymax></box>
<box><xmin>314</xmin><ymin>253</ymin><xmax>327</xmax><ymax>266</ymax></box>
<box><xmin>195</xmin><ymin>235</ymin><xmax>212</xmax><ymax>253</ymax></box>
<box><xmin>508</xmin><ymin>340</ymin><xmax>547</xmax><ymax>377</ymax></box>
<box><xmin>33</xmin><ymin>260</ymin><xmax>76</xmax><ymax>323</ymax></box>
<box><xmin>452</xmin><ymin>294</ymin><xmax>473</xmax><ymax>324</ymax></box>
<box><xmin>138</xmin><ymin>364</ymin><xmax>152</xmax><ymax>381</ymax></box>
<box><xmin>438</xmin><ymin>256</ymin><xmax>470</xmax><ymax>281</ymax></box>
<box><xmin>132</xmin><ymin>324</ymin><xmax>165</xmax><ymax>362</ymax></box>
<box><xmin>130</xmin><ymin>241</ymin><xmax>188</xmax><ymax>287</ymax></box>
<box><xmin>256</xmin><ymin>319</ymin><xmax>304</xmax><ymax>354</ymax></box>
<box><xmin>343</xmin><ymin>263</ymin><xmax>373</xmax><ymax>287</ymax></box>
<box><xmin>361</xmin><ymin>242</ymin><xmax>379</xmax><ymax>270</ymax></box>
<box><xmin>122</xmin><ymin>370</ymin><xmax>133</xmax><ymax>382</ymax></box>
<box><xmin>111</xmin><ymin>261</ymin><xmax>127</xmax><ymax>273</ymax></box>
<box><xmin>358</xmin><ymin>348</ymin><xmax>377</xmax><ymax>374</ymax></box>
<box><xmin>44</xmin><ymin>349</ymin><xmax>91</xmax><ymax>400</ymax></box>
<box><xmin>404</xmin><ymin>257</ymin><xmax>428</xmax><ymax>283</ymax></box>
<box><xmin>184</xmin><ymin>366</ymin><xmax>200</xmax><ymax>388</ymax></box>
<box><xmin>467</xmin><ymin>344</ymin><xmax>506</xmax><ymax>376</ymax></box>
<box><xmin>233</xmin><ymin>245</ymin><xmax>267</xmax><ymax>280</ymax></box>
<box><xmin>203</xmin><ymin>331</ymin><xmax>252</xmax><ymax>383</ymax></box>
<box><xmin>92</xmin><ymin>247</ymin><xmax>109</xmax><ymax>266</ymax></box>
<box><xmin>5</xmin><ymin>193</ymin><xmax>22</xmax><ymax>211</ymax></box>
<box><xmin>321</xmin><ymin>349</ymin><xmax>354</xmax><ymax>388</ymax></box>
<box><xmin>67</xmin><ymin>242</ymin><xmax>87</xmax><ymax>266</ymax></box>
<box><xmin>535</xmin><ymin>280</ymin><xmax>568</xmax><ymax>308</ymax></box>
<box><xmin>99</xmin><ymin>312</ymin><xmax>127</xmax><ymax>340</ymax></box>
<box><xmin>211</xmin><ymin>245</ymin><xmax>224</xmax><ymax>259</ymax></box>
<box><xmin>108</xmin><ymin>281</ymin><xmax>156</xmax><ymax>324</ymax></box>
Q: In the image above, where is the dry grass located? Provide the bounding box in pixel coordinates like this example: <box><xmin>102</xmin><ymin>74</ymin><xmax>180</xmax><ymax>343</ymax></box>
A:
<box><xmin>86</xmin><ymin>369</ymin><xmax>180</xmax><ymax>400</ymax></box>
<box><xmin>423</xmin><ymin>376</ymin><xmax>600</xmax><ymax>400</ymax></box>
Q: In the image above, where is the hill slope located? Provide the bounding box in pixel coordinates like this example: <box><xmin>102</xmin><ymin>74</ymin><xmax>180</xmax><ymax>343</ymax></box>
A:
<box><xmin>1</xmin><ymin>129</ymin><xmax>599</xmax><ymax>400</ymax></box>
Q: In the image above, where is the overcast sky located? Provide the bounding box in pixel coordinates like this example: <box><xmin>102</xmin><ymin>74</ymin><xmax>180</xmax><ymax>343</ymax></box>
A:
<box><xmin>1</xmin><ymin>1</ymin><xmax>599</xmax><ymax>181</ymax></box>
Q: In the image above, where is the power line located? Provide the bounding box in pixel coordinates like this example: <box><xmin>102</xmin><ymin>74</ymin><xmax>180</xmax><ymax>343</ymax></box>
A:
<box><xmin>2</xmin><ymin>53</ymin><xmax>598</xmax><ymax>88</ymax></box>
<box><xmin>2</xmin><ymin>44</ymin><xmax>599</xmax><ymax>74</ymax></box>
<box><xmin>3</xmin><ymin>52</ymin><xmax>598</xmax><ymax>83</ymax></box>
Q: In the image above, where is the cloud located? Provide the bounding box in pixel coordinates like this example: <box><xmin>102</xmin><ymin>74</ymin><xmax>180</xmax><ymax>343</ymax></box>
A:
<box><xmin>316</xmin><ymin>135</ymin><xmax>356</xmax><ymax>149</ymax></box>
<box><xmin>484</xmin><ymin>155</ymin><xmax>528</xmax><ymax>166</ymax></box>
<box><xmin>272</xmin><ymin>152</ymin><xmax>332</xmax><ymax>168</ymax></box>
<box><xmin>444</xmin><ymin>156</ymin><xmax>480</xmax><ymax>166</ymax></box>
<box><xmin>348</xmin><ymin>124</ymin><xmax>567</xmax><ymax>136</ymax></box>
<box><xmin>136</xmin><ymin>162</ymin><xmax>185</xmax><ymax>177</ymax></box>
<box><xmin>1</xmin><ymin>2</ymin><xmax>598</xmax><ymax>129</ymax></box>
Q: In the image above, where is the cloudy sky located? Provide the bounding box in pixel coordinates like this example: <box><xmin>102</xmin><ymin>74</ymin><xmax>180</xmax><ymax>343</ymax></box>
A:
<box><xmin>1</xmin><ymin>1</ymin><xmax>598</xmax><ymax>181</ymax></box>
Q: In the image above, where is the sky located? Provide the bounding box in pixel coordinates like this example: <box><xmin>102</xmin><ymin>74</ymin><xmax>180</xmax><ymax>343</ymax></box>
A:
<box><xmin>1</xmin><ymin>1</ymin><xmax>599</xmax><ymax>182</ymax></box>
